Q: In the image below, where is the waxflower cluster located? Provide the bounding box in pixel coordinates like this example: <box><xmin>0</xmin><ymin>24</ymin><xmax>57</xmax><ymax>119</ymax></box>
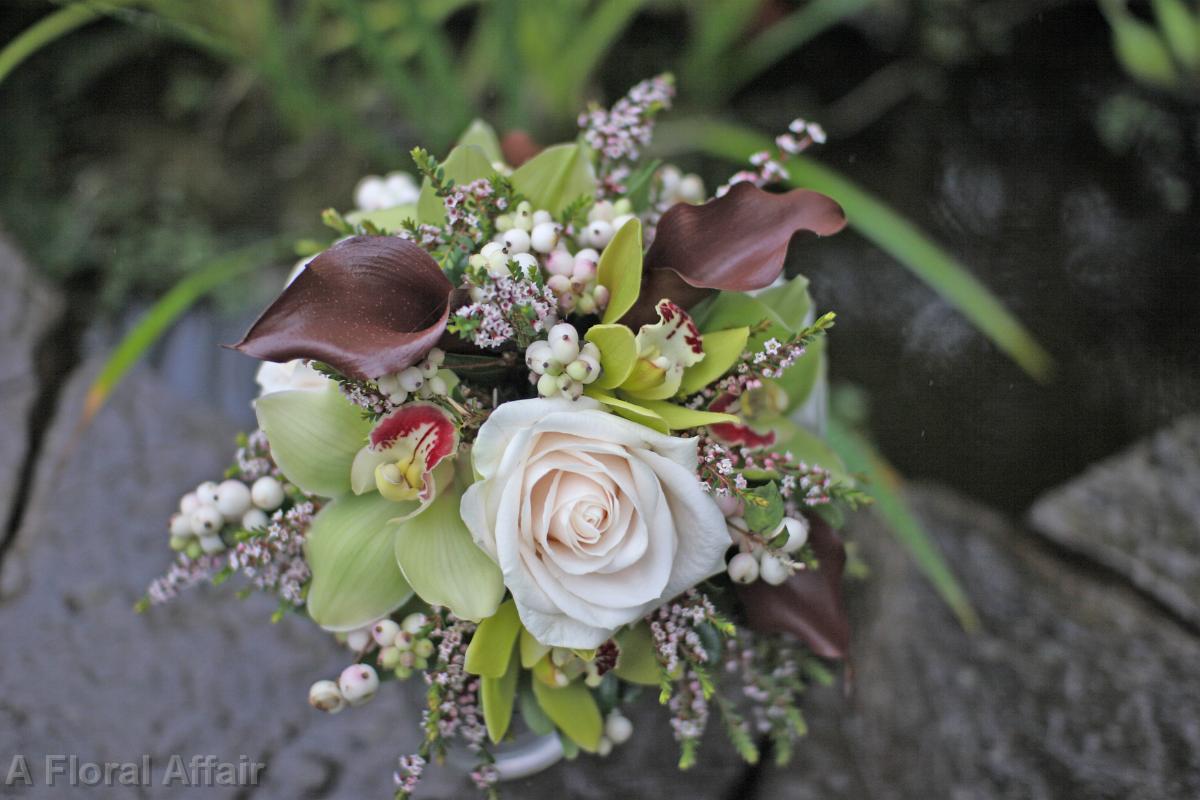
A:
<box><xmin>146</xmin><ymin>75</ymin><xmax>867</xmax><ymax>800</ymax></box>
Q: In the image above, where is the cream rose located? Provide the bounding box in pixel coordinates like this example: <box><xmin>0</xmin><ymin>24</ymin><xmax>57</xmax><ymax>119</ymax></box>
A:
<box><xmin>460</xmin><ymin>397</ymin><xmax>730</xmax><ymax>648</ymax></box>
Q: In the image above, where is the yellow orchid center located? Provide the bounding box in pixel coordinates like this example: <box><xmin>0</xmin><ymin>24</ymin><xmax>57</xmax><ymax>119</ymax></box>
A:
<box><xmin>374</xmin><ymin>446</ymin><xmax>426</xmax><ymax>502</ymax></box>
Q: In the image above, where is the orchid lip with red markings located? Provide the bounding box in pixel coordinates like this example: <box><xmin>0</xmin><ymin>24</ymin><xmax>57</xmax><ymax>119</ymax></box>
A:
<box><xmin>351</xmin><ymin>402</ymin><xmax>459</xmax><ymax>503</ymax></box>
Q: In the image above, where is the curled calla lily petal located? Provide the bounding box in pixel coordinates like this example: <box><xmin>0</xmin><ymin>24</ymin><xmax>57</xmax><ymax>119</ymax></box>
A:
<box><xmin>735</xmin><ymin>516</ymin><xmax>850</xmax><ymax>659</ymax></box>
<box><xmin>232</xmin><ymin>236</ymin><xmax>456</xmax><ymax>380</ymax></box>
<box><xmin>621</xmin><ymin>183</ymin><xmax>846</xmax><ymax>328</ymax></box>
<box><xmin>351</xmin><ymin>402</ymin><xmax>459</xmax><ymax>505</ymax></box>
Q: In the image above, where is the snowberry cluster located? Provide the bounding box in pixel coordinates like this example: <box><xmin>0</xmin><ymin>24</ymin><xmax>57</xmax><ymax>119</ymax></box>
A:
<box><xmin>375</xmin><ymin>348</ymin><xmax>448</xmax><ymax>404</ymax></box>
<box><xmin>527</xmin><ymin>323</ymin><xmax>601</xmax><ymax>400</ymax></box>
<box><xmin>309</xmin><ymin>613</ymin><xmax>435</xmax><ymax>714</ymax></box>
<box><xmin>724</xmin><ymin>515</ymin><xmax>809</xmax><ymax>586</ymax></box>
<box><xmin>168</xmin><ymin>476</ymin><xmax>285</xmax><ymax>558</ymax></box>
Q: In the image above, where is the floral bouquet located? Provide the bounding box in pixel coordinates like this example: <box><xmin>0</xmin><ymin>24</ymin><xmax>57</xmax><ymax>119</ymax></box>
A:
<box><xmin>145</xmin><ymin>75</ymin><xmax>868</xmax><ymax>797</ymax></box>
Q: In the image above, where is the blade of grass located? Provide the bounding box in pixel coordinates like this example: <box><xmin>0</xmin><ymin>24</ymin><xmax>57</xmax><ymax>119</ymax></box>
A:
<box><xmin>654</xmin><ymin>117</ymin><xmax>1054</xmax><ymax>381</ymax></box>
<box><xmin>82</xmin><ymin>238</ymin><xmax>283</xmax><ymax>424</ymax></box>
<box><xmin>0</xmin><ymin>0</ymin><xmax>138</xmax><ymax>88</ymax></box>
<box><xmin>550</xmin><ymin>0</ymin><xmax>648</xmax><ymax>117</ymax></box>
<box><xmin>711</xmin><ymin>0</ymin><xmax>876</xmax><ymax>101</ymax></box>
<box><xmin>826</xmin><ymin>418</ymin><xmax>980</xmax><ymax>631</ymax></box>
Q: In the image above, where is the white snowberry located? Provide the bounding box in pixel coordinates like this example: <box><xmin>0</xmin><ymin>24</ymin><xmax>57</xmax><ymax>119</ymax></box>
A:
<box><xmin>308</xmin><ymin>679</ymin><xmax>346</xmax><ymax>714</ymax></box>
<box><xmin>345</xmin><ymin>627</ymin><xmax>372</xmax><ymax>652</ymax></box>
<box><xmin>189</xmin><ymin>505</ymin><xmax>223</xmax><ymax>537</ymax></box>
<box><xmin>338</xmin><ymin>664</ymin><xmax>380</xmax><ymax>706</ymax></box>
<box><xmin>250</xmin><ymin>476</ymin><xmax>285</xmax><ymax>510</ymax></box>
<box><xmin>242</xmin><ymin>508</ymin><xmax>270</xmax><ymax>531</ymax></box>
<box><xmin>215</xmin><ymin>480</ymin><xmax>252</xmax><ymax>522</ymax></box>
<box><xmin>531</xmin><ymin>222</ymin><xmax>560</xmax><ymax>253</ymax></box>
<box><xmin>169</xmin><ymin>513</ymin><xmax>192</xmax><ymax>538</ymax></box>
<box><xmin>583</xmin><ymin>220</ymin><xmax>614</xmax><ymax>248</ymax></box>
<box><xmin>588</xmin><ymin>200</ymin><xmax>615</xmax><ymax>222</ymax></box>
<box><xmin>759</xmin><ymin>553</ymin><xmax>790</xmax><ymax>586</ymax></box>
<box><xmin>502</xmin><ymin>228</ymin><xmax>531</xmax><ymax>254</ymax></box>
<box><xmin>372</xmin><ymin>619</ymin><xmax>401</xmax><ymax>647</ymax></box>
<box><xmin>199</xmin><ymin>534</ymin><xmax>226</xmax><ymax>555</ymax></box>
<box><xmin>779</xmin><ymin>516</ymin><xmax>809</xmax><ymax>553</ymax></box>
<box><xmin>179</xmin><ymin>492</ymin><xmax>200</xmax><ymax>515</ymax></box>
<box><xmin>195</xmin><ymin>481</ymin><xmax>221</xmax><ymax>506</ymax></box>
<box><xmin>548</xmin><ymin>323</ymin><xmax>580</xmax><ymax>363</ymax></box>
<box><xmin>605</xmin><ymin>712</ymin><xmax>633</xmax><ymax>745</ymax></box>
<box><xmin>397</xmin><ymin>367</ymin><xmax>424</xmax><ymax>392</ymax></box>
<box><xmin>533</xmin><ymin>209</ymin><xmax>552</xmax><ymax>225</ymax></box>
<box><xmin>727</xmin><ymin>552</ymin><xmax>760</xmax><ymax>584</ymax></box>
<box><xmin>401</xmin><ymin>613</ymin><xmax>427</xmax><ymax>634</ymax></box>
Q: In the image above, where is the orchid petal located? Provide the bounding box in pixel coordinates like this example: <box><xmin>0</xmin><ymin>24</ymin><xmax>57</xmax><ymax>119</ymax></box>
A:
<box><xmin>305</xmin><ymin>493</ymin><xmax>415</xmax><ymax>631</ymax></box>
<box><xmin>255</xmin><ymin>386</ymin><xmax>371</xmax><ymax>498</ymax></box>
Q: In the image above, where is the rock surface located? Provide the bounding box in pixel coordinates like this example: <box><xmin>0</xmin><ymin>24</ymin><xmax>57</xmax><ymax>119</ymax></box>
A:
<box><xmin>1028</xmin><ymin>415</ymin><xmax>1200</xmax><ymax>629</ymax></box>
<box><xmin>760</xmin><ymin>484</ymin><xmax>1200</xmax><ymax>800</ymax></box>
<box><xmin>0</xmin><ymin>231</ymin><xmax>62</xmax><ymax>533</ymax></box>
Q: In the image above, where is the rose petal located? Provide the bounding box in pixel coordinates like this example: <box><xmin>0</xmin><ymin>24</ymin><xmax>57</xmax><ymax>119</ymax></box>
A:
<box><xmin>621</xmin><ymin>183</ymin><xmax>846</xmax><ymax>327</ymax></box>
<box><xmin>232</xmin><ymin>236</ymin><xmax>455</xmax><ymax>380</ymax></box>
<box><xmin>736</xmin><ymin>516</ymin><xmax>850</xmax><ymax>659</ymax></box>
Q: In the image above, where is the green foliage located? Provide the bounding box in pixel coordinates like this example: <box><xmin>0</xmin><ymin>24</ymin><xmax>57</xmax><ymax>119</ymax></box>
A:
<box><xmin>510</xmin><ymin>144</ymin><xmax>597</xmax><ymax>217</ymax></box>
<box><xmin>465</xmin><ymin>600</ymin><xmax>522</xmax><ymax>678</ymax></box>
<box><xmin>742</xmin><ymin>482</ymin><xmax>784</xmax><ymax>533</ymax></box>
<box><xmin>530</xmin><ymin>677</ymin><xmax>604</xmax><ymax>752</ymax></box>
<box><xmin>254</xmin><ymin>385</ymin><xmax>372</xmax><ymax>498</ymax></box>
<box><xmin>305</xmin><ymin>493</ymin><xmax>414</xmax><ymax>631</ymax></box>
<box><xmin>584</xmin><ymin>324</ymin><xmax>638</xmax><ymax>390</ymax></box>
<box><xmin>825</xmin><ymin>417</ymin><xmax>979</xmax><ymax>631</ymax></box>
<box><xmin>677</xmin><ymin>326</ymin><xmax>749</xmax><ymax>396</ymax></box>
<box><xmin>595</xmin><ymin>218</ymin><xmax>643</xmax><ymax>324</ymax></box>
<box><xmin>613</xmin><ymin>624</ymin><xmax>661</xmax><ymax>686</ymax></box>
<box><xmin>480</xmin><ymin>642</ymin><xmax>520</xmax><ymax>744</ymax></box>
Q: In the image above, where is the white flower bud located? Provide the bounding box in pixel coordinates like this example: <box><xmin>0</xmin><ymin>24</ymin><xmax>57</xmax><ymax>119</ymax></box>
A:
<box><xmin>727</xmin><ymin>552</ymin><xmax>759</xmax><ymax>584</ymax></box>
<box><xmin>372</xmin><ymin>619</ymin><xmax>401</xmax><ymax>647</ymax></box>
<box><xmin>481</xmin><ymin>241</ymin><xmax>506</xmax><ymax>260</ymax></box>
<box><xmin>199</xmin><ymin>534</ymin><xmax>226</xmax><ymax>555</ymax></box>
<box><xmin>397</xmin><ymin>367</ymin><xmax>424</xmax><ymax>392</ymax></box>
<box><xmin>780</xmin><ymin>516</ymin><xmax>809</xmax><ymax>553</ymax></box>
<box><xmin>242</xmin><ymin>508</ymin><xmax>270</xmax><ymax>531</ymax></box>
<box><xmin>345</xmin><ymin>627</ymin><xmax>372</xmax><ymax>652</ymax></box>
<box><xmin>605</xmin><ymin>712</ymin><xmax>633</xmax><ymax>744</ymax></box>
<box><xmin>179</xmin><ymin>492</ymin><xmax>200</xmax><ymax>515</ymax></box>
<box><xmin>308</xmin><ymin>679</ymin><xmax>346</xmax><ymax>713</ymax></box>
<box><xmin>195</xmin><ymin>481</ymin><xmax>221</xmax><ymax>506</ymax></box>
<box><xmin>401</xmin><ymin>613</ymin><xmax>427</xmax><ymax>634</ymax></box>
<box><xmin>531</xmin><ymin>222</ymin><xmax>560</xmax><ymax>253</ymax></box>
<box><xmin>537</xmin><ymin>373</ymin><xmax>561</xmax><ymax>397</ymax></box>
<box><xmin>546</xmin><ymin>274</ymin><xmax>571</xmax><ymax>295</ymax></box>
<box><xmin>250</xmin><ymin>476</ymin><xmax>285</xmax><ymax>511</ymax></box>
<box><xmin>189</xmin><ymin>505</ymin><xmax>223</xmax><ymax>537</ymax></box>
<box><xmin>526</xmin><ymin>340</ymin><xmax>554</xmax><ymax>373</ymax></box>
<box><xmin>425</xmin><ymin>347</ymin><xmax>445</xmax><ymax>367</ymax></box>
<box><xmin>546</xmin><ymin>249</ymin><xmax>574</xmax><ymax>276</ymax></box>
<box><xmin>588</xmin><ymin>200</ymin><xmax>615</xmax><ymax>222</ymax></box>
<box><xmin>583</xmin><ymin>220</ymin><xmax>614</xmax><ymax>249</ymax></box>
<box><xmin>548</xmin><ymin>323</ymin><xmax>580</xmax><ymax>363</ymax></box>
<box><xmin>338</xmin><ymin>664</ymin><xmax>379</xmax><ymax>706</ymax></box>
<box><xmin>502</xmin><ymin>228</ymin><xmax>531</xmax><ymax>254</ymax></box>
<box><xmin>511</xmin><ymin>252</ymin><xmax>539</xmax><ymax>276</ymax></box>
<box><xmin>376</xmin><ymin>374</ymin><xmax>401</xmax><ymax>396</ymax></box>
<box><xmin>216</xmin><ymin>480</ymin><xmax>252</xmax><ymax>522</ymax></box>
<box><xmin>759</xmin><ymin>553</ymin><xmax>790</xmax><ymax>586</ymax></box>
<box><xmin>169</xmin><ymin>513</ymin><xmax>192</xmax><ymax>538</ymax></box>
<box><xmin>612</xmin><ymin>213</ymin><xmax>636</xmax><ymax>231</ymax></box>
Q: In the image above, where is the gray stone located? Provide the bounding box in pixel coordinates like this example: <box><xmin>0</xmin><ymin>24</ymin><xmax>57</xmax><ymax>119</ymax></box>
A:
<box><xmin>1028</xmin><ymin>415</ymin><xmax>1200</xmax><ymax>628</ymax></box>
<box><xmin>757</xmin><ymin>485</ymin><xmax>1200</xmax><ymax>800</ymax></box>
<box><xmin>0</xmin><ymin>231</ymin><xmax>62</xmax><ymax>532</ymax></box>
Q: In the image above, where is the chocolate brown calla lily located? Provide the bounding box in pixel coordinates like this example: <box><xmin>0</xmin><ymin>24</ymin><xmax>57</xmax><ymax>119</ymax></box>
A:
<box><xmin>620</xmin><ymin>182</ymin><xmax>846</xmax><ymax>328</ymax></box>
<box><xmin>736</xmin><ymin>517</ymin><xmax>850</xmax><ymax>660</ymax></box>
<box><xmin>232</xmin><ymin>236</ymin><xmax>457</xmax><ymax>380</ymax></box>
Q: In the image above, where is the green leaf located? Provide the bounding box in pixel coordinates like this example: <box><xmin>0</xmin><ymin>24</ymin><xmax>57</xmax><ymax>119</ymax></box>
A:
<box><xmin>465</xmin><ymin>600</ymin><xmax>522</xmax><ymax>678</ymax></box>
<box><xmin>658</xmin><ymin>119</ymin><xmax>1054</xmax><ymax>381</ymax></box>
<box><xmin>481</xmin><ymin>642</ymin><xmax>520</xmax><ymax>745</ymax></box>
<box><xmin>636</xmin><ymin>399</ymin><xmax>739</xmax><ymax>431</ymax></box>
<box><xmin>255</xmin><ymin>385</ymin><xmax>372</xmax><ymax>497</ymax></box>
<box><xmin>344</xmin><ymin>203</ymin><xmax>417</xmax><ymax>232</ymax></box>
<box><xmin>0</xmin><ymin>0</ymin><xmax>139</xmax><ymax>88</ymax></box>
<box><xmin>692</xmin><ymin>292</ymin><xmax>791</xmax><ymax>342</ymax></box>
<box><xmin>585</xmin><ymin>324</ymin><xmax>638</xmax><ymax>389</ymax></box>
<box><xmin>393</xmin><ymin>481</ymin><xmax>504</xmax><ymax>621</ymax></box>
<box><xmin>773</xmin><ymin>417</ymin><xmax>849</xmax><ymax>483</ymax></box>
<box><xmin>596</xmin><ymin>218</ymin><xmax>643</xmax><ymax>324</ymax></box>
<box><xmin>1102</xmin><ymin>0</ymin><xmax>1180</xmax><ymax>89</ymax></box>
<box><xmin>418</xmin><ymin>144</ymin><xmax>495</xmax><ymax>225</ymax></box>
<box><xmin>677</xmin><ymin>327</ymin><xmax>749</xmax><ymax>396</ymax></box>
<box><xmin>305</xmin><ymin>493</ymin><xmax>414</xmax><ymax>631</ymax></box>
<box><xmin>83</xmin><ymin>239</ymin><xmax>280</xmax><ymax>424</ymax></box>
<box><xmin>531</xmin><ymin>678</ymin><xmax>603</xmax><ymax>752</ymax></box>
<box><xmin>583</xmin><ymin>388</ymin><xmax>668</xmax><ymax>433</ymax></box>
<box><xmin>742</xmin><ymin>482</ymin><xmax>784</xmax><ymax>533</ymax></box>
<box><xmin>520</xmin><ymin>627</ymin><xmax>551</xmax><ymax>669</ymax></box>
<box><xmin>754</xmin><ymin>275</ymin><xmax>814</xmax><ymax>335</ymax></box>
<box><xmin>519</xmin><ymin>680</ymin><xmax>556</xmax><ymax>736</ymax></box>
<box><xmin>826</xmin><ymin>418</ymin><xmax>979</xmax><ymax>631</ymax></box>
<box><xmin>613</xmin><ymin>624</ymin><xmax>660</xmax><ymax>686</ymax></box>
<box><xmin>511</xmin><ymin>143</ymin><xmax>597</xmax><ymax>216</ymax></box>
<box><xmin>456</xmin><ymin>118</ymin><xmax>504</xmax><ymax>164</ymax></box>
